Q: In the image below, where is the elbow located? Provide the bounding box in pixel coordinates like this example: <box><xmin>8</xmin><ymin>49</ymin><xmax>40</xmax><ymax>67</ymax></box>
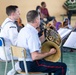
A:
<box><xmin>31</xmin><ymin>55</ymin><xmax>38</xmax><ymax>61</ymax></box>
<box><xmin>31</xmin><ymin>53</ymin><xmax>38</xmax><ymax>61</ymax></box>
<box><xmin>32</xmin><ymin>57</ymin><xmax>36</xmax><ymax>61</ymax></box>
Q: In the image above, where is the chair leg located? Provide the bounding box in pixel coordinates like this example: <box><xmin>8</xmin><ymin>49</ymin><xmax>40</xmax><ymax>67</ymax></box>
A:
<box><xmin>16</xmin><ymin>73</ymin><xmax>48</xmax><ymax>75</ymax></box>
<box><xmin>31</xmin><ymin>73</ymin><xmax>48</xmax><ymax>75</ymax></box>
<box><xmin>4</xmin><ymin>61</ymin><xmax>8</xmax><ymax>75</ymax></box>
<box><xmin>14</xmin><ymin>73</ymin><xmax>22</xmax><ymax>75</ymax></box>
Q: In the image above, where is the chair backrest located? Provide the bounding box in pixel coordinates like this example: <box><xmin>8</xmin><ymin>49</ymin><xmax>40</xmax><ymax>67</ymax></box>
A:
<box><xmin>0</xmin><ymin>37</ymin><xmax>8</xmax><ymax>75</ymax></box>
<box><xmin>10</xmin><ymin>45</ymin><xmax>28</xmax><ymax>75</ymax></box>
<box><xmin>11</xmin><ymin>46</ymin><xmax>26</xmax><ymax>58</ymax></box>
<box><xmin>0</xmin><ymin>37</ymin><xmax>5</xmax><ymax>46</ymax></box>
<box><xmin>0</xmin><ymin>37</ymin><xmax>7</xmax><ymax>61</ymax></box>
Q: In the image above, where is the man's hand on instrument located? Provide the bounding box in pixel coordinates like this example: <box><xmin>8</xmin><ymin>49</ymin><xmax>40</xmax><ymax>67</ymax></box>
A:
<box><xmin>49</xmin><ymin>48</ymin><xmax>56</xmax><ymax>55</ymax></box>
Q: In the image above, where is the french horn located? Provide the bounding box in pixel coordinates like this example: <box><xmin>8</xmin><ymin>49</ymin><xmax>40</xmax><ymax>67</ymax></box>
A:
<box><xmin>41</xmin><ymin>22</ymin><xmax>62</xmax><ymax>62</ymax></box>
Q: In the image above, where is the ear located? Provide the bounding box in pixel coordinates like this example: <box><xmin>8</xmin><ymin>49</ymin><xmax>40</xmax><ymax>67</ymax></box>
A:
<box><xmin>34</xmin><ymin>18</ymin><xmax>37</xmax><ymax>23</ymax></box>
<box><xmin>11</xmin><ymin>12</ymin><xmax>15</xmax><ymax>16</ymax></box>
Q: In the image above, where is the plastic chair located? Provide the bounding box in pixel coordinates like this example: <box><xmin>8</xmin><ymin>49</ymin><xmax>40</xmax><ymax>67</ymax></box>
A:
<box><xmin>10</xmin><ymin>45</ymin><xmax>48</xmax><ymax>75</ymax></box>
<box><xmin>0</xmin><ymin>37</ymin><xmax>8</xmax><ymax>75</ymax></box>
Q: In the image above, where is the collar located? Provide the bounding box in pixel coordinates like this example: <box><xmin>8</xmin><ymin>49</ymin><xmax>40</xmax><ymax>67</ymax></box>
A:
<box><xmin>26</xmin><ymin>23</ymin><xmax>38</xmax><ymax>34</ymax></box>
<box><xmin>1</xmin><ymin>18</ymin><xmax>15</xmax><ymax>28</ymax></box>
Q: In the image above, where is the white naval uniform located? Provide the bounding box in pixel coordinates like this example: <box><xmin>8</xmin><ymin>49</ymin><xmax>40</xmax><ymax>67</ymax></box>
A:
<box><xmin>0</xmin><ymin>18</ymin><xmax>18</xmax><ymax>60</ymax></box>
<box><xmin>16</xmin><ymin>23</ymin><xmax>41</xmax><ymax>61</ymax></box>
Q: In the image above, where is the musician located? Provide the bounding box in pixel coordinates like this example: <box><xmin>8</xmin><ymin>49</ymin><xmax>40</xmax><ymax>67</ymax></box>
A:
<box><xmin>40</xmin><ymin>2</ymin><xmax>55</xmax><ymax>24</ymax></box>
<box><xmin>16</xmin><ymin>10</ymin><xmax>67</xmax><ymax>75</ymax></box>
<box><xmin>56</xmin><ymin>22</ymin><xmax>62</xmax><ymax>30</ymax></box>
<box><xmin>58</xmin><ymin>18</ymin><xmax>72</xmax><ymax>52</ymax></box>
<box><xmin>36</xmin><ymin>5</ymin><xmax>44</xmax><ymax>19</ymax></box>
<box><xmin>63</xmin><ymin>0</ymin><xmax>76</xmax><ymax>24</ymax></box>
<box><xmin>63</xmin><ymin>21</ymin><xmax>69</xmax><ymax>28</ymax></box>
<box><xmin>0</xmin><ymin>5</ymin><xmax>20</xmax><ymax>60</ymax></box>
<box><xmin>15</xmin><ymin>17</ymin><xmax>24</xmax><ymax>32</ymax></box>
<box><xmin>63</xmin><ymin>18</ymin><xmax>72</xmax><ymax>29</ymax></box>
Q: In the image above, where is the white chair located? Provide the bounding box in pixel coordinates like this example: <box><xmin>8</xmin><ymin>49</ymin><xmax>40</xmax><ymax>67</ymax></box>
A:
<box><xmin>0</xmin><ymin>37</ymin><xmax>8</xmax><ymax>75</ymax></box>
<box><xmin>10</xmin><ymin>45</ymin><xmax>48</xmax><ymax>75</ymax></box>
<box><xmin>0</xmin><ymin>37</ymin><xmax>18</xmax><ymax>75</ymax></box>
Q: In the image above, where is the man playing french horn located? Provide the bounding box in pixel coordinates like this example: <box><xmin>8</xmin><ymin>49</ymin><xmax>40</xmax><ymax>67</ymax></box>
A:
<box><xmin>16</xmin><ymin>10</ymin><xmax>67</xmax><ymax>75</ymax></box>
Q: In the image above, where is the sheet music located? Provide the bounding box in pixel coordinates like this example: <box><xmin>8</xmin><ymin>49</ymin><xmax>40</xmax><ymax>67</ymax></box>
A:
<box><xmin>63</xmin><ymin>32</ymin><xmax>76</xmax><ymax>49</ymax></box>
<box><xmin>58</xmin><ymin>28</ymin><xmax>72</xmax><ymax>40</ymax></box>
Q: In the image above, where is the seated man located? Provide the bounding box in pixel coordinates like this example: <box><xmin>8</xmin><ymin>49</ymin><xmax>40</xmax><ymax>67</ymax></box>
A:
<box><xmin>0</xmin><ymin>5</ymin><xmax>20</xmax><ymax>60</ymax></box>
<box><xmin>63</xmin><ymin>0</ymin><xmax>76</xmax><ymax>24</ymax></box>
<box><xmin>40</xmin><ymin>2</ymin><xmax>55</xmax><ymax>24</ymax></box>
<box><xmin>16</xmin><ymin>10</ymin><xmax>67</xmax><ymax>75</ymax></box>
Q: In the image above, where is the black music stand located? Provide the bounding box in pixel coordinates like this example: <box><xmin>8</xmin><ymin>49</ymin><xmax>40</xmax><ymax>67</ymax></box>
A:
<box><xmin>60</xmin><ymin>45</ymin><xmax>63</xmax><ymax>62</ymax></box>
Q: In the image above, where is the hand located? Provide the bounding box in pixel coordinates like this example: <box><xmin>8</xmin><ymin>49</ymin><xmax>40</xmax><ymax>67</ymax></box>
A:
<box><xmin>41</xmin><ymin>13</ymin><xmax>46</xmax><ymax>18</ymax></box>
<box><xmin>39</xmin><ymin>32</ymin><xmax>45</xmax><ymax>43</ymax></box>
<box><xmin>46</xmin><ymin>22</ymin><xmax>56</xmax><ymax>29</ymax></box>
<box><xmin>49</xmin><ymin>48</ymin><xmax>56</xmax><ymax>55</ymax></box>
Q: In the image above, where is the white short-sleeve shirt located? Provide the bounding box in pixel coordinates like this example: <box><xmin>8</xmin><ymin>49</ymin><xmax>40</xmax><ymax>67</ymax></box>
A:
<box><xmin>16</xmin><ymin>24</ymin><xmax>41</xmax><ymax>61</ymax></box>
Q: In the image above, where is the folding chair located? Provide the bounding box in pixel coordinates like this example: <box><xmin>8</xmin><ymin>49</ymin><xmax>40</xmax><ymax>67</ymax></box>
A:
<box><xmin>0</xmin><ymin>37</ymin><xmax>8</xmax><ymax>75</ymax></box>
<box><xmin>10</xmin><ymin>45</ymin><xmax>48</xmax><ymax>75</ymax></box>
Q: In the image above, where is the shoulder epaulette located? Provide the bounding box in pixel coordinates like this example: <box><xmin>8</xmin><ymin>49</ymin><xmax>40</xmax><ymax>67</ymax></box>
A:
<box><xmin>10</xmin><ymin>26</ymin><xmax>16</xmax><ymax>28</ymax></box>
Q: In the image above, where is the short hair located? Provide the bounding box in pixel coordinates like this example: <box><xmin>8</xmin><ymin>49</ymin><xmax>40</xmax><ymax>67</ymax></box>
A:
<box><xmin>36</xmin><ymin>6</ymin><xmax>41</xmax><ymax>11</ymax></box>
<box><xmin>6</xmin><ymin>5</ymin><xmax>18</xmax><ymax>16</ymax></box>
<box><xmin>41</xmin><ymin>2</ymin><xmax>45</xmax><ymax>6</ymax></box>
<box><xmin>26</xmin><ymin>10</ymin><xmax>39</xmax><ymax>23</ymax></box>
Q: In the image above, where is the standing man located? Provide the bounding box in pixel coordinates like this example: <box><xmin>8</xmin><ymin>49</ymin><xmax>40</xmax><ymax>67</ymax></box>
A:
<box><xmin>40</xmin><ymin>2</ymin><xmax>55</xmax><ymax>24</ymax></box>
<box><xmin>0</xmin><ymin>5</ymin><xmax>20</xmax><ymax>60</ymax></box>
<box><xmin>16</xmin><ymin>10</ymin><xmax>67</xmax><ymax>75</ymax></box>
<box><xmin>63</xmin><ymin>0</ymin><xmax>76</xmax><ymax>24</ymax></box>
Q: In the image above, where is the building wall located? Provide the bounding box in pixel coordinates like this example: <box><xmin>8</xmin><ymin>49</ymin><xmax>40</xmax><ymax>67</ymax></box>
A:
<box><xmin>0</xmin><ymin>0</ymin><xmax>67</xmax><ymax>25</ymax></box>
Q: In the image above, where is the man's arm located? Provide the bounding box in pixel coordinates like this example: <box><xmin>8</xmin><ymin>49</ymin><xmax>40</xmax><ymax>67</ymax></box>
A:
<box><xmin>63</xmin><ymin>1</ymin><xmax>69</xmax><ymax>11</ymax></box>
<box><xmin>63</xmin><ymin>4</ymin><xmax>68</xmax><ymax>11</ymax></box>
<box><xmin>46</xmin><ymin>8</ymin><xmax>50</xmax><ymax>17</ymax></box>
<box><xmin>31</xmin><ymin>48</ymin><xmax>56</xmax><ymax>61</ymax></box>
<box><xmin>40</xmin><ymin>13</ymin><xmax>47</xmax><ymax>19</ymax></box>
<box><xmin>9</xmin><ymin>25</ymin><xmax>18</xmax><ymax>45</ymax></box>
